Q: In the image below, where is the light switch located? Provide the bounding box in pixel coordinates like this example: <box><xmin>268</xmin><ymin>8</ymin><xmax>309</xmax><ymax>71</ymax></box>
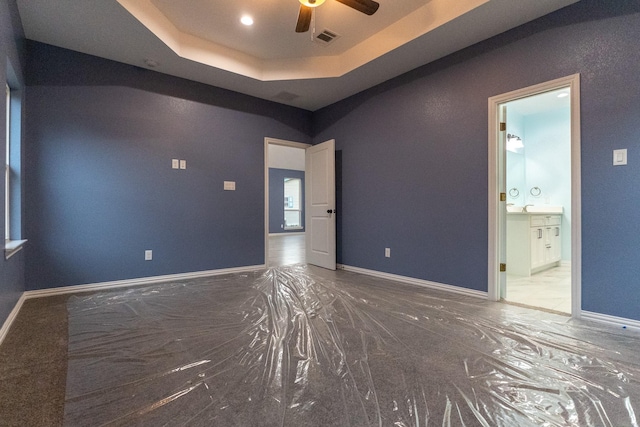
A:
<box><xmin>613</xmin><ymin>149</ymin><xmax>627</xmax><ymax>166</ymax></box>
<box><xmin>179</xmin><ymin>160</ymin><xmax>187</xmax><ymax>169</ymax></box>
<box><xmin>171</xmin><ymin>159</ymin><xmax>179</xmax><ymax>169</ymax></box>
<box><xmin>224</xmin><ymin>181</ymin><xmax>236</xmax><ymax>191</ymax></box>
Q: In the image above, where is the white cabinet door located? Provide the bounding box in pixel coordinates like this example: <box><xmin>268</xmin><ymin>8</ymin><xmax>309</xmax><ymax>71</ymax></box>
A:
<box><xmin>530</xmin><ymin>227</ymin><xmax>544</xmax><ymax>269</ymax></box>
<box><xmin>551</xmin><ymin>226</ymin><xmax>562</xmax><ymax>262</ymax></box>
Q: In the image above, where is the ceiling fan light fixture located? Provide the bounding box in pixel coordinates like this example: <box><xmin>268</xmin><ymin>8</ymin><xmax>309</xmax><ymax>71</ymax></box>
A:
<box><xmin>299</xmin><ymin>0</ymin><xmax>326</xmax><ymax>8</ymax></box>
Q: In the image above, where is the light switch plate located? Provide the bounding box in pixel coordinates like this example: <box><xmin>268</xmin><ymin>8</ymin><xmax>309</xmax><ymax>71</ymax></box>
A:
<box><xmin>179</xmin><ymin>160</ymin><xmax>187</xmax><ymax>169</ymax></box>
<box><xmin>224</xmin><ymin>181</ymin><xmax>236</xmax><ymax>191</ymax></box>
<box><xmin>171</xmin><ymin>159</ymin><xmax>179</xmax><ymax>169</ymax></box>
<box><xmin>145</xmin><ymin>250</ymin><xmax>153</xmax><ymax>261</ymax></box>
<box><xmin>613</xmin><ymin>149</ymin><xmax>627</xmax><ymax>166</ymax></box>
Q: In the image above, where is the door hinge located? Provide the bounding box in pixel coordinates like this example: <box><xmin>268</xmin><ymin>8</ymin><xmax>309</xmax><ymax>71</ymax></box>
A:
<box><xmin>500</xmin><ymin>192</ymin><xmax>506</xmax><ymax>202</ymax></box>
<box><xmin>500</xmin><ymin>122</ymin><xmax>506</xmax><ymax>132</ymax></box>
<box><xmin>500</xmin><ymin>263</ymin><xmax>506</xmax><ymax>272</ymax></box>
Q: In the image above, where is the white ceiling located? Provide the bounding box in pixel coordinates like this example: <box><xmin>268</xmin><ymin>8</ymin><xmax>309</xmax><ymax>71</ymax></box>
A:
<box><xmin>508</xmin><ymin>88</ymin><xmax>571</xmax><ymax>117</ymax></box>
<box><xmin>17</xmin><ymin>0</ymin><xmax>579</xmax><ymax>111</ymax></box>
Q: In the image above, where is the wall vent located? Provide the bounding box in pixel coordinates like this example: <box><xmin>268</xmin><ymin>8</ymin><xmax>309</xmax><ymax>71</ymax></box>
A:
<box><xmin>315</xmin><ymin>29</ymin><xmax>340</xmax><ymax>45</ymax></box>
<box><xmin>273</xmin><ymin>91</ymin><xmax>300</xmax><ymax>102</ymax></box>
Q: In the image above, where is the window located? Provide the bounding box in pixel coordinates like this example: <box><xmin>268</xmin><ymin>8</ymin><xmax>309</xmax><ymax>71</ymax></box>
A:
<box><xmin>284</xmin><ymin>178</ymin><xmax>302</xmax><ymax>230</ymax></box>
<box><xmin>4</xmin><ymin>81</ymin><xmax>26</xmax><ymax>259</ymax></box>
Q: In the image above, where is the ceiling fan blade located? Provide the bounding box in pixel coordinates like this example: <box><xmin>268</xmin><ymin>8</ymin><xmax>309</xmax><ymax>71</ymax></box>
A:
<box><xmin>335</xmin><ymin>0</ymin><xmax>380</xmax><ymax>15</ymax></box>
<box><xmin>296</xmin><ymin>5</ymin><xmax>313</xmax><ymax>33</ymax></box>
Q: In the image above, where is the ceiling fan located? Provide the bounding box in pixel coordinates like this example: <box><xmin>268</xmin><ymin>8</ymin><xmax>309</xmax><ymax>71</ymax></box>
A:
<box><xmin>296</xmin><ymin>0</ymin><xmax>380</xmax><ymax>33</ymax></box>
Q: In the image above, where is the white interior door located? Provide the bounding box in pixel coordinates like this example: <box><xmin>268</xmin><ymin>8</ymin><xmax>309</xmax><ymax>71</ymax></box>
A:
<box><xmin>305</xmin><ymin>139</ymin><xmax>336</xmax><ymax>270</ymax></box>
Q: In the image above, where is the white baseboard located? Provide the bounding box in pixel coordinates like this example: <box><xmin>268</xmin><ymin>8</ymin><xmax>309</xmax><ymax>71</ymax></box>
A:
<box><xmin>268</xmin><ymin>232</ymin><xmax>305</xmax><ymax>236</ymax></box>
<box><xmin>24</xmin><ymin>264</ymin><xmax>266</xmax><ymax>299</ymax></box>
<box><xmin>0</xmin><ymin>293</ymin><xmax>27</xmax><ymax>347</ymax></box>
<box><xmin>338</xmin><ymin>264</ymin><xmax>488</xmax><ymax>299</ymax></box>
<box><xmin>580</xmin><ymin>310</ymin><xmax>640</xmax><ymax>331</ymax></box>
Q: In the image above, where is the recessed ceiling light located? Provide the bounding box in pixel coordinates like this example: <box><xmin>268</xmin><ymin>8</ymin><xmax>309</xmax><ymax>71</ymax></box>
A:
<box><xmin>557</xmin><ymin>92</ymin><xmax>569</xmax><ymax>98</ymax></box>
<box><xmin>241</xmin><ymin>15</ymin><xmax>254</xmax><ymax>26</ymax></box>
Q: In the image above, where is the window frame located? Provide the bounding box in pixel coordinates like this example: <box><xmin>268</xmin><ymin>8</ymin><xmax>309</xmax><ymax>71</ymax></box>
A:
<box><xmin>4</xmin><ymin>81</ymin><xmax>26</xmax><ymax>259</ymax></box>
<box><xmin>283</xmin><ymin>177</ymin><xmax>303</xmax><ymax>230</ymax></box>
<box><xmin>5</xmin><ymin>83</ymin><xmax>10</xmax><ymax>242</ymax></box>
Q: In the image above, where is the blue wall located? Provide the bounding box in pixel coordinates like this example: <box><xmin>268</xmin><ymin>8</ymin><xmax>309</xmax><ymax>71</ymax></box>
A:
<box><xmin>0</xmin><ymin>1</ymin><xmax>26</xmax><ymax>327</ymax></box>
<box><xmin>13</xmin><ymin>1</ymin><xmax>640</xmax><ymax>324</ymax></box>
<box><xmin>523</xmin><ymin>108</ymin><xmax>572</xmax><ymax>260</ymax></box>
<box><xmin>269</xmin><ymin>168</ymin><xmax>305</xmax><ymax>234</ymax></box>
<box><xmin>24</xmin><ymin>42</ymin><xmax>312</xmax><ymax>290</ymax></box>
<box><xmin>313</xmin><ymin>1</ymin><xmax>640</xmax><ymax>318</ymax></box>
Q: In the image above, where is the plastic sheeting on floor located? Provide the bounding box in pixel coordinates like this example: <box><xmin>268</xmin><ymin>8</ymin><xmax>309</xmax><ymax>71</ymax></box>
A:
<box><xmin>64</xmin><ymin>265</ymin><xmax>640</xmax><ymax>426</ymax></box>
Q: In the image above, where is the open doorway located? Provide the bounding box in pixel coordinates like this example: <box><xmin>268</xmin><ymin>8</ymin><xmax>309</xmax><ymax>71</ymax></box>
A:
<box><xmin>488</xmin><ymin>74</ymin><xmax>581</xmax><ymax>317</ymax></box>
<box><xmin>264</xmin><ymin>138</ymin><xmax>309</xmax><ymax>267</ymax></box>
<box><xmin>503</xmin><ymin>89</ymin><xmax>571</xmax><ymax>313</ymax></box>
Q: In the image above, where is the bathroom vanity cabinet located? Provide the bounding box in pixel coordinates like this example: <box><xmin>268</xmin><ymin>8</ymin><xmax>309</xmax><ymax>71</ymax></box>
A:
<box><xmin>507</xmin><ymin>213</ymin><xmax>562</xmax><ymax>276</ymax></box>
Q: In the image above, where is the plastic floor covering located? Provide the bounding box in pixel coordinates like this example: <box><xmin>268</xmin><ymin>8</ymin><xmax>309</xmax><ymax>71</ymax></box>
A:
<box><xmin>63</xmin><ymin>265</ymin><xmax>640</xmax><ymax>426</ymax></box>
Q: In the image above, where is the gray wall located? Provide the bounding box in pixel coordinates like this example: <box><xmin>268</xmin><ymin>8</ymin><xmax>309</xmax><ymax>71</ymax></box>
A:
<box><xmin>314</xmin><ymin>1</ymin><xmax>640</xmax><ymax>320</ymax></box>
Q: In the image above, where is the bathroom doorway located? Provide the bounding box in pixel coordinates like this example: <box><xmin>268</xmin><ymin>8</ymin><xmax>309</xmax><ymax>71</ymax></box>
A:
<box><xmin>488</xmin><ymin>74</ymin><xmax>581</xmax><ymax>316</ymax></box>
<box><xmin>503</xmin><ymin>89</ymin><xmax>572</xmax><ymax>313</ymax></box>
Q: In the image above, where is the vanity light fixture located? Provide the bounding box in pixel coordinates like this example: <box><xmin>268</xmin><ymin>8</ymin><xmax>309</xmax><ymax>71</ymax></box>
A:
<box><xmin>299</xmin><ymin>0</ymin><xmax>326</xmax><ymax>7</ymax></box>
<box><xmin>506</xmin><ymin>133</ymin><xmax>524</xmax><ymax>153</ymax></box>
<box><xmin>507</xmin><ymin>133</ymin><xmax>524</xmax><ymax>147</ymax></box>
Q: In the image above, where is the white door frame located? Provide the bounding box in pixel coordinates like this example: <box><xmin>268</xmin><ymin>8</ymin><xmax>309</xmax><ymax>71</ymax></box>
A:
<box><xmin>264</xmin><ymin>137</ymin><xmax>311</xmax><ymax>266</ymax></box>
<box><xmin>487</xmin><ymin>74</ymin><xmax>582</xmax><ymax>317</ymax></box>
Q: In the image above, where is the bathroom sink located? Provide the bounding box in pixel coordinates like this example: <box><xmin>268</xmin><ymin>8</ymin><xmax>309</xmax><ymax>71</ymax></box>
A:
<box><xmin>522</xmin><ymin>205</ymin><xmax>563</xmax><ymax>213</ymax></box>
<box><xmin>506</xmin><ymin>205</ymin><xmax>524</xmax><ymax>213</ymax></box>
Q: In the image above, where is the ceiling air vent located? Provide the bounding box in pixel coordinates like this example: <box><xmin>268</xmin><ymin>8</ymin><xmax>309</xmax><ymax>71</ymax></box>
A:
<box><xmin>315</xmin><ymin>29</ymin><xmax>340</xmax><ymax>45</ymax></box>
<box><xmin>273</xmin><ymin>91</ymin><xmax>300</xmax><ymax>102</ymax></box>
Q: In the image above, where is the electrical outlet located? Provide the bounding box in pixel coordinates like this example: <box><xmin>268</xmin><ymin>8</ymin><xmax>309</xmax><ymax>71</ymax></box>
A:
<box><xmin>145</xmin><ymin>250</ymin><xmax>153</xmax><ymax>261</ymax></box>
<box><xmin>179</xmin><ymin>160</ymin><xmax>187</xmax><ymax>169</ymax></box>
<box><xmin>171</xmin><ymin>159</ymin><xmax>179</xmax><ymax>169</ymax></box>
<box><xmin>385</xmin><ymin>248</ymin><xmax>391</xmax><ymax>258</ymax></box>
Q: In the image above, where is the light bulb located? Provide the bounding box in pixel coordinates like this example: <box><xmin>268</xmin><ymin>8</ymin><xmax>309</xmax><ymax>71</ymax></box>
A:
<box><xmin>299</xmin><ymin>0</ymin><xmax>326</xmax><ymax>7</ymax></box>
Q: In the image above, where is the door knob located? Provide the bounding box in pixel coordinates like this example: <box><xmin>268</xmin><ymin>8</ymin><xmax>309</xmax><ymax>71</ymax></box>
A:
<box><xmin>327</xmin><ymin>209</ymin><xmax>335</xmax><ymax>214</ymax></box>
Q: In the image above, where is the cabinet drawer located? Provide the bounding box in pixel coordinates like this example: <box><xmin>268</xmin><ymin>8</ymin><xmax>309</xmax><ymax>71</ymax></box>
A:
<box><xmin>530</xmin><ymin>216</ymin><xmax>546</xmax><ymax>227</ymax></box>
<box><xmin>545</xmin><ymin>215</ymin><xmax>561</xmax><ymax>226</ymax></box>
<box><xmin>530</xmin><ymin>215</ymin><xmax>561</xmax><ymax>226</ymax></box>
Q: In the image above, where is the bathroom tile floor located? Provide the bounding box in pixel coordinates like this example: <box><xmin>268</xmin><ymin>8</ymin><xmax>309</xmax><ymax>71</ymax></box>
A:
<box><xmin>506</xmin><ymin>263</ymin><xmax>571</xmax><ymax>314</ymax></box>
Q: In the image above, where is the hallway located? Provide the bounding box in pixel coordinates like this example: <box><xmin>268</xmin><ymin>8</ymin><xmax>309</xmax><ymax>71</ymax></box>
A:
<box><xmin>268</xmin><ymin>234</ymin><xmax>305</xmax><ymax>267</ymax></box>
